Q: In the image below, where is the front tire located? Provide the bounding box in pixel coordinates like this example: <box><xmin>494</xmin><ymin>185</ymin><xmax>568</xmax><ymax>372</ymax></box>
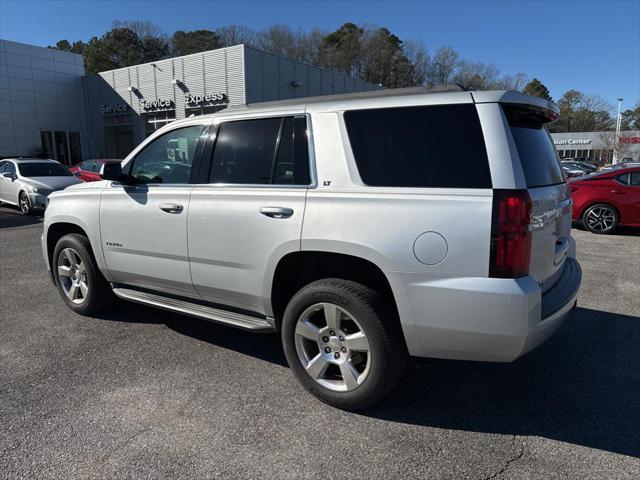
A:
<box><xmin>52</xmin><ymin>234</ymin><xmax>112</xmax><ymax>315</ymax></box>
<box><xmin>19</xmin><ymin>191</ymin><xmax>31</xmax><ymax>215</ymax></box>
<box><xmin>583</xmin><ymin>203</ymin><xmax>618</xmax><ymax>234</ymax></box>
<box><xmin>281</xmin><ymin>278</ymin><xmax>408</xmax><ymax>410</ymax></box>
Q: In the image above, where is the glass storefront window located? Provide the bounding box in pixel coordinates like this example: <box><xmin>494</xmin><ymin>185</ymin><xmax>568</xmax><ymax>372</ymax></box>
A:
<box><xmin>54</xmin><ymin>131</ymin><xmax>70</xmax><ymax>165</ymax></box>
<box><xmin>185</xmin><ymin>104</ymin><xmax>227</xmax><ymax>117</ymax></box>
<box><xmin>104</xmin><ymin>114</ymin><xmax>132</xmax><ymax>126</ymax></box>
<box><xmin>605</xmin><ymin>150</ymin><xmax>614</xmax><ymax>163</ymax></box>
<box><xmin>40</xmin><ymin>131</ymin><xmax>54</xmax><ymax>159</ymax></box>
<box><xmin>143</xmin><ymin>110</ymin><xmax>176</xmax><ymax>137</ymax></box>
<box><xmin>68</xmin><ymin>132</ymin><xmax>82</xmax><ymax>165</ymax></box>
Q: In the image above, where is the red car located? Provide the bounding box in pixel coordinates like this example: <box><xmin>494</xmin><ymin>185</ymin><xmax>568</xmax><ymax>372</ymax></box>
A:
<box><xmin>69</xmin><ymin>159</ymin><xmax>121</xmax><ymax>182</ymax></box>
<box><xmin>570</xmin><ymin>166</ymin><xmax>640</xmax><ymax>233</ymax></box>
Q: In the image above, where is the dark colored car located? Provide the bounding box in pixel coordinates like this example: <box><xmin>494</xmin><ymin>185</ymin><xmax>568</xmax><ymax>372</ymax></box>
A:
<box><xmin>570</xmin><ymin>167</ymin><xmax>640</xmax><ymax>233</ymax></box>
<box><xmin>562</xmin><ymin>165</ymin><xmax>587</xmax><ymax>178</ymax></box>
<box><xmin>562</xmin><ymin>161</ymin><xmax>598</xmax><ymax>174</ymax></box>
<box><xmin>566</xmin><ymin>157</ymin><xmax>598</xmax><ymax>169</ymax></box>
<box><xmin>69</xmin><ymin>159</ymin><xmax>121</xmax><ymax>182</ymax></box>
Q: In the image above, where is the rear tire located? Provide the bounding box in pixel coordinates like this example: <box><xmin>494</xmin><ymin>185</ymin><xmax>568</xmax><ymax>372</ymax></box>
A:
<box><xmin>582</xmin><ymin>203</ymin><xmax>618</xmax><ymax>234</ymax></box>
<box><xmin>53</xmin><ymin>234</ymin><xmax>113</xmax><ymax>315</ymax></box>
<box><xmin>281</xmin><ymin>278</ymin><xmax>408</xmax><ymax>410</ymax></box>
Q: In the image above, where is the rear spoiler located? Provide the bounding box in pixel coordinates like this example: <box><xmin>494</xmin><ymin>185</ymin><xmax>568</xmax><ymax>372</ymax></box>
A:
<box><xmin>472</xmin><ymin>90</ymin><xmax>560</xmax><ymax>123</ymax></box>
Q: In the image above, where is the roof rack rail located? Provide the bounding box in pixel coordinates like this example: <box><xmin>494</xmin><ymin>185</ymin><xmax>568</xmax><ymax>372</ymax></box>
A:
<box><xmin>227</xmin><ymin>83</ymin><xmax>470</xmax><ymax>111</ymax></box>
<box><xmin>425</xmin><ymin>83</ymin><xmax>468</xmax><ymax>92</ymax></box>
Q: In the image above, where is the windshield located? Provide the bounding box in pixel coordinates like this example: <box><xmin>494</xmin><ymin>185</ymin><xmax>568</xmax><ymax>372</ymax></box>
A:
<box><xmin>18</xmin><ymin>162</ymin><xmax>72</xmax><ymax>177</ymax></box>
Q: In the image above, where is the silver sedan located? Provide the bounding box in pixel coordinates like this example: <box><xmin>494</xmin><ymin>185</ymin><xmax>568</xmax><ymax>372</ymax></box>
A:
<box><xmin>0</xmin><ymin>158</ymin><xmax>82</xmax><ymax>214</ymax></box>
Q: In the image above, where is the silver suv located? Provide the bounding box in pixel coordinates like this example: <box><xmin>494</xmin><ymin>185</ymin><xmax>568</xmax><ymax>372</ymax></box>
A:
<box><xmin>42</xmin><ymin>87</ymin><xmax>582</xmax><ymax>410</ymax></box>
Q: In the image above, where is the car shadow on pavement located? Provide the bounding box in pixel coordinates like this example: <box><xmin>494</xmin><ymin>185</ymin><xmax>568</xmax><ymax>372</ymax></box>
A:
<box><xmin>95</xmin><ymin>301</ymin><xmax>287</xmax><ymax>367</ymax></box>
<box><xmin>610</xmin><ymin>226</ymin><xmax>640</xmax><ymax>236</ymax></box>
<box><xmin>365</xmin><ymin>307</ymin><xmax>640</xmax><ymax>458</ymax></box>
<box><xmin>0</xmin><ymin>207</ymin><xmax>43</xmax><ymax>228</ymax></box>
<box><xmin>572</xmin><ymin>222</ymin><xmax>640</xmax><ymax>236</ymax></box>
<box><xmin>94</xmin><ymin>304</ymin><xmax>639</xmax><ymax>457</ymax></box>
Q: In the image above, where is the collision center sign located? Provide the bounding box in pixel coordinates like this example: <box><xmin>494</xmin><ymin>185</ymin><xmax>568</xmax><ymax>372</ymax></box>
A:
<box><xmin>553</xmin><ymin>138</ymin><xmax>591</xmax><ymax>146</ymax></box>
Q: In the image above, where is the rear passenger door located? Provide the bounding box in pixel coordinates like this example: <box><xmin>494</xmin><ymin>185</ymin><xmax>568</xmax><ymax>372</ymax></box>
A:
<box><xmin>188</xmin><ymin>115</ymin><xmax>312</xmax><ymax>314</ymax></box>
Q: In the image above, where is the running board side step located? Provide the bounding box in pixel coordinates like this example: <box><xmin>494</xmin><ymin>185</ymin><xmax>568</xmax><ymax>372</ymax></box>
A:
<box><xmin>112</xmin><ymin>287</ymin><xmax>276</xmax><ymax>332</ymax></box>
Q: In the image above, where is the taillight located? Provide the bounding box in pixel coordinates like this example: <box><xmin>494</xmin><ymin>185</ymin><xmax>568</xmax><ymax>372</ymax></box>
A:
<box><xmin>489</xmin><ymin>189</ymin><xmax>532</xmax><ymax>278</ymax></box>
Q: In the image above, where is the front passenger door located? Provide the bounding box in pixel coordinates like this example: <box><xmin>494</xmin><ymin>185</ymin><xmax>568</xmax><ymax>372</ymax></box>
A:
<box><xmin>100</xmin><ymin>123</ymin><xmax>207</xmax><ymax>297</ymax></box>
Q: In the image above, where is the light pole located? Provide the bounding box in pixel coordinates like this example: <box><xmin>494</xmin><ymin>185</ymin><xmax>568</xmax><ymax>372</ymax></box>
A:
<box><xmin>613</xmin><ymin>97</ymin><xmax>623</xmax><ymax>164</ymax></box>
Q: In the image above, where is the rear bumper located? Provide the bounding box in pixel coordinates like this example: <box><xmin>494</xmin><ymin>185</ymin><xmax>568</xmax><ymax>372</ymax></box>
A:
<box><xmin>387</xmin><ymin>257</ymin><xmax>581</xmax><ymax>362</ymax></box>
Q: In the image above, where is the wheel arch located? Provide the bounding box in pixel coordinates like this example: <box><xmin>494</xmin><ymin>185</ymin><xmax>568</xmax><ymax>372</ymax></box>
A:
<box><xmin>18</xmin><ymin>189</ymin><xmax>28</xmax><ymax>210</ymax></box>
<box><xmin>270</xmin><ymin>251</ymin><xmax>402</xmax><ymax>332</ymax></box>
<box><xmin>45</xmin><ymin>222</ymin><xmax>92</xmax><ymax>282</ymax></box>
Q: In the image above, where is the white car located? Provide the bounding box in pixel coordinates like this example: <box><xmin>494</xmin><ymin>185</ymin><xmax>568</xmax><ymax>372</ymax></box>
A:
<box><xmin>0</xmin><ymin>158</ymin><xmax>82</xmax><ymax>214</ymax></box>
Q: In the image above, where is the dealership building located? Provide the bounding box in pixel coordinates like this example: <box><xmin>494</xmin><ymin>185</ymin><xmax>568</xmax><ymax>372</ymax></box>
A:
<box><xmin>1</xmin><ymin>38</ymin><xmax>377</xmax><ymax>161</ymax></box>
<box><xmin>2</xmin><ymin>38</ymin><xmax>639</xmax><ymax>164</ymax></box>
<box><xmin>550</xmin><ymin>130</ymin><xmax>640</xmax><ymax>164</ymax></box>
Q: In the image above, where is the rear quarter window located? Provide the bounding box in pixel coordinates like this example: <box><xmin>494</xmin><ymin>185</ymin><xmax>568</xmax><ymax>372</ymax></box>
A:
<box><xmin>344</xmin><ymin>104</ymin><xmax>492</xmax><ymax>188</ymax></box>
<box><xmin>503</xmin><ymin>105</ymin><xmax>565</xmax><ymax>188</ymax></box>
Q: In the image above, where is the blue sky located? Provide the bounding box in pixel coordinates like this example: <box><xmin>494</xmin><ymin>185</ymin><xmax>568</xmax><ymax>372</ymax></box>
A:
<box><xmin>1</xmin><ymin>0</ymin><xmax>638</xmax><ymax>109</ymax></box>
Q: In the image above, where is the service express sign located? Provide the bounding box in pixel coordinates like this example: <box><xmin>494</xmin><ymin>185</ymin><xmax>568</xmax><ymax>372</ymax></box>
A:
<box><xmin>140</xmin><ymin>98</ymin><xmax>174</xmax><ymax>111</ymax></box>
<box><xmin>184</xmin><ymin>92</ymin><xmax>227</xmax><ymax>106</ymax></box>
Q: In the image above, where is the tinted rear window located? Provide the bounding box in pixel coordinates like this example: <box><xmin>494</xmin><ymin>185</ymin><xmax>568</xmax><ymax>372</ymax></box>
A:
<box><xmin>503</xmin><ymin>105</ymin><xmax>565</xmax><ymax>188</ymax></box>
<box><xmin>344</xmin><ymin>104</ymin><xmax>492</xmax><ymax>188</ymax></box>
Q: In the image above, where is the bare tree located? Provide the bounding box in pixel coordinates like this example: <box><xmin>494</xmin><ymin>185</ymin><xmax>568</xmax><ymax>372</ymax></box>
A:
<box><xmin>502</xmin><ymin>73</ymin><xmax>529</xmax><ymax>90</ymax></box>
<box><xmin>598</xmin><ymin>131</ymin><xmax>635</xmax><ymax>164</ymax></box>
<box><xmin>256</xmin><ymin>24</ymin><xmax>297</xmax><ymax>57</ymax></box>
<box><xmin>430</xmin><ymin>46</ymin><xmax>460</xmax><ymax>85</ymax></box>
<box><xmin>112</xmin><ymin>20</ymin><xmax>165</xmax><ymax>39</ymax></box>
<box><xmin>574</xmin><ymin>95</ymin><xmax>614</xmax><ymax>131</ymax></box>
<box><xmin>293</xmin><ymin>28</ymin><xmax>326</xmax><ymax>65</ymax></box>
<box><xmin>217</xmin><ymin>25</ymin><xmax>258</xmax><ymax>47</ymax></box>
<box><xmin>402</xmin><ymin>39</ymin><xmax>430</xmax><ymax>85</ymax></box>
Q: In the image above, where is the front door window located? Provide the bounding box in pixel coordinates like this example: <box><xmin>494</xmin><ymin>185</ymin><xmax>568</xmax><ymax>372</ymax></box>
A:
<box><xmin>128</xmin><ymin>125</ymin><xmax>205</xmax><ymax>184</ymax></box>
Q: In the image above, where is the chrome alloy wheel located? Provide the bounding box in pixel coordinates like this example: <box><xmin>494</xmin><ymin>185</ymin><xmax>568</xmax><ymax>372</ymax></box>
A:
<box><xmin>57</xmin><ymin>248</ymin><xmax>89</xmax><ymax>304</ymax></box>
<box><xmin>585</xmin><ymin>206</ymin><xmax>615</xmax><ymax>232</ymax></box>
<box><xmin>294</xmin><ymin>303</ymin><xmax>371</xmax><ymax>392</ymax></box>
<box><xmin>19</xmin><ymin>192</ymin><xmax>30</xmax><ymax>214</ymax></box>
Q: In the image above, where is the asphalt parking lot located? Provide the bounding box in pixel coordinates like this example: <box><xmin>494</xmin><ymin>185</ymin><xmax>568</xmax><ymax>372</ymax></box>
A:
<box><xmin>1</xmin><ymin>204</ymin><xmax>639</xmax><ymax>479</ymax></box>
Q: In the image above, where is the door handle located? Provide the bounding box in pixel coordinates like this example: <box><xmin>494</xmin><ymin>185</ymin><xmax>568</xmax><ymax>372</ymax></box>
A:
<box><xmin>611</xmin><ymin>190</ymin><xmax>625</xmax><ymax>194</ymax></box>
<box><xmin>159</xmin><ymin>203</ymin><xmax>183</xmax><ymax>214</ymax></box>
<box><xmin>260</xmin><ymin>206</ymin><xmax>294</xmax><ymax>219</ymax></box>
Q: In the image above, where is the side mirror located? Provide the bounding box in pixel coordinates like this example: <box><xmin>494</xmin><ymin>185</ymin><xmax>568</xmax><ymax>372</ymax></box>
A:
<box><xmin>73</xmin><ymin>171</ymin><xmax>82</xmax><ymax>177</ymax></box>
<box><xmin>1</xmin><ymin>172</ymin><xmax>16</xmax><ymax>180</ymax></box>
<box><xmin>100</xmin><ymin>163</ymin><xmax>128</xmax><ymax>183</ymax></box>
